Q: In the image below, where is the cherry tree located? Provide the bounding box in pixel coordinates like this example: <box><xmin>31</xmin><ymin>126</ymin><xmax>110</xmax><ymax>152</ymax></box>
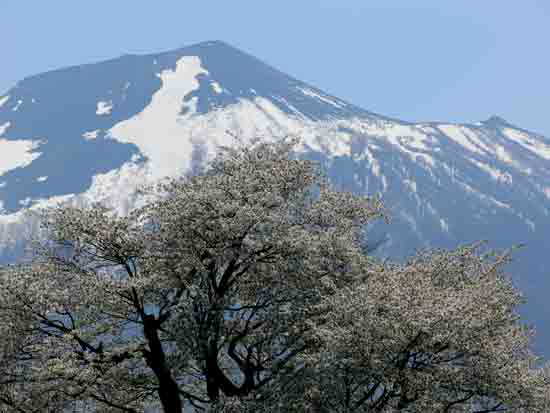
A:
<box><xmin>204</xmin><ymin>247</ymin><xmax>550</xmax><ymax>413</ymax></box>
<box><xmin>302</xmin><ymin>246</ymin><xmax>550</xmax><ymax>412</ymax></box>
<box><xmin>0</xmin><ymin>138</ymin><xmax>547</xmax><ymax>412</ymax></box>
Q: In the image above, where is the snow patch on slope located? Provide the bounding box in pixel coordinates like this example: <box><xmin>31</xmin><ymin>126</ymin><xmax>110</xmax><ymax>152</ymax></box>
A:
<box><xmin>342</xmin><ymin>120</ymin><xmax>436</xmax><ymax>167</ymax></box>
<box><xmin>297</xmin><ymin>87</ymin><xmax>346</xmax><ymax>109</ymax></box>
<box><xmin>211</xmin><ymin>81</ymin><xmax>224</xmax><ymax>94</ymax></box>
<box><xmin>271</xmin><ymin>96</ymin><xmax>308</xmax><ymax>120</ymax></box>
<box><xmin>0</xmin><ymin>139</ymin><xmax>41</xmax><ymax>176</ymax></box>
<box><xmin>0</xmin><ymin>96</ymin><xmax>309</xmax><ymax>242</ymax></box>
<box><xmin>468</xmin><ymin>158</ymin><xmax>512</xmax><ymax>184</ymax></box>
<box><xmin>82</xmin><ymin>130</ymin><xmax>100</xmax><ymax>140</ymax></box>
<box><xmin>106</xmin><ymin>58</ymin><xmax>350</xmax><ymax>182</ymax></box>
<box><xmin>0</xmin><ymin>162</ymin><xmax>149</xmax><ymax>245</ymax></box>
<box><xmin>439</xmin><ymin>218</ymin><xmax>450</xmax><ymax>233</ymax></box>
<box><xmin>0</xmin><ymin>122</ymin><xmax>10</xmax><ymax>137</ymax></box>
<box><xmin>12</xmin><ymin>100</ymin><xmax>22</xmax><ymax>112</ymax></box>
<box><xmin>108</xmin><ymin>56</ymin><xmax>209</xmax><ymax>179</ymax></box>
<box><xmin>96</xmin><ymin>101</ymin><xmax>113</xmax><ymax>115</ymax></box>
<box><xmin>503</xmin><ymin>128</ymin><xmax>550</xmax><ymax>160</ymax></box>
<box><xmin>0</xmin><ymin>79</ymin><xmax>346</xmax><ymax>240</ymax></box>
<box><xmin>494</xmin><ymin>145</ymin><xmax>519</xmax><ymax>168</ymax></box>
<box><xmin>0</xmin><ymin>96</ymin><xmax>9</xmax><ymax>108</ymax></box>
<box><xmin>362</xmin><ymin>146</ymin><xmax>382</xmax><ymax>177</ymax></box>
<box><xmin>457</xmin><ymin>180</ymin><xmax>511</xmax><ymax>210</ymax></box>
<box><xmin>438</xmin><ymin>125</ymin><xmax>488</xmax><ymax>155</ymax></box>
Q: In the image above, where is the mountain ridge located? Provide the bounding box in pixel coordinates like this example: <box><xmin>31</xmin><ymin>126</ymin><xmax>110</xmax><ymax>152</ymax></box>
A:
<box><xmin>6</xmin><ymin>41</ymin><xmax>546</xmax><ymax>135</ymax></box>
<box><xmin>1</xmin><ymin>40</ymin><xmax>550</xmax><ymax>355</ymax></box>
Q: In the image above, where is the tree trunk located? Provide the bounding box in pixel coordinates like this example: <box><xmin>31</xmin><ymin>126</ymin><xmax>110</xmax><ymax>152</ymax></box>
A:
<box><xmin>157</xmin><ymin>375</ymin><xmax>184</xmax><ymax>413</ymax></box>
<box><xmin>143</xmin><ymin>314</ymin><xmax>183</xmax><ymax>413</ymax></box>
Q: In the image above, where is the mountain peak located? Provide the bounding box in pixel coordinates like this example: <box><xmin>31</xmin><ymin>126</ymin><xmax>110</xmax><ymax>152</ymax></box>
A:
<box><xmin>483</xmin><ymin>115</ymin><xmax>510</xmax><ymax>127</ymax></box>
<box><xmin>0</xmin><ymin>39</ymin><xmax>372</xmax><ymax>214</ymax></box>
<box><xmin>191</xmin><ymin>40</ymin><xmax>234</xmax><ymax>48</ymax></box>
<box><xmin>153</xmin><ymin>40</ymin><xmax>370</xmax><ymax>120</ymax></box>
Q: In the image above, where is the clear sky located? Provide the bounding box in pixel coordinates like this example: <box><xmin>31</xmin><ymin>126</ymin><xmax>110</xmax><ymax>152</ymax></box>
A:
<box><xmin>3</xmin><ymin>1</ymin><xmax>550</xmax><ymax>136</ymax></box>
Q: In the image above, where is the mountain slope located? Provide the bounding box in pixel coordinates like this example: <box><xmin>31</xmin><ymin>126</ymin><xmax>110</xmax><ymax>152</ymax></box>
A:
<box><xmin>1</xmin><ymin>40</ymin><xmax>550</xmax><ymax>353</ymax></box>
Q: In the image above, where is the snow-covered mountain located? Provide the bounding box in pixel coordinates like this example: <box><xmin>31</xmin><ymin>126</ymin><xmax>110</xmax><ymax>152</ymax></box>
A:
<box><xmin>1</xmin><ymin>40</ymin><xmax>550</xmax><ymax>353</ymax></box>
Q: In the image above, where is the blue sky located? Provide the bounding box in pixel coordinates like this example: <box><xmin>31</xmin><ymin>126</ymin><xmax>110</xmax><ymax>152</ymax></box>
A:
<box><xmin>3</xmin><ymin>1</ymin><xmax>550</xmax><ymax>136</ymax></box>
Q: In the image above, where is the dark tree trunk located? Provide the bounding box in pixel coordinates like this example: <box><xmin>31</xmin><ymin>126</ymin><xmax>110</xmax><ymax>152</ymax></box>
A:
<box><xmin>143</xmin><ymin>314</ymin><xmax>183</xmax><ymax>413</ymax></box>
<box><xmin>157</xmin><ymin>376</ymin><xmax>184</xmax><ymax>413</ymax></box>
